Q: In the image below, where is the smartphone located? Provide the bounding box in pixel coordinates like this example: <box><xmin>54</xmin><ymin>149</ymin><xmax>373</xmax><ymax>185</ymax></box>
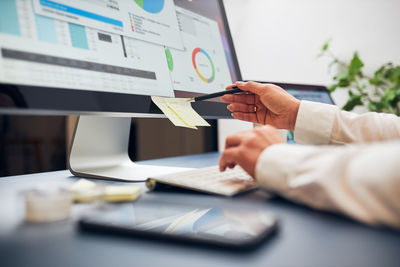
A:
<box><xmin>79</xmin><ymin>200</ymin><xmax>278</xmax><ymax>249</ymax></box>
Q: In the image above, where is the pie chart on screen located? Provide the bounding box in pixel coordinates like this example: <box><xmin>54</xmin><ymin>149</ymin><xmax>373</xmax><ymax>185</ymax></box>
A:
<box><xmin>192</xmin><ymin>48</ymin><xmax>215</xmax><ymax>83</ymax></box>
<box><xmin>134</xmin><ymin>0</ymin><xmax>165</xmax><ymax>14</ymax></box>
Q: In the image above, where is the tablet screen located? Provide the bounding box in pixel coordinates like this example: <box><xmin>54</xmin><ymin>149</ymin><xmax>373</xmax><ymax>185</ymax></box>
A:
<box><xmin>81</xmin><ymin>201</ymin><xmax>277</xmax><ymax>247</ymax></box>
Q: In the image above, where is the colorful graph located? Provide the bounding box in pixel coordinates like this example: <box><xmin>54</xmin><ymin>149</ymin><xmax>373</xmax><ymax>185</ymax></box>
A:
<box><xmin>165</xmin><ymin>47</ymin><xmax>174</xmax><ymax>72</ymax></box>
<box><xmin>134</xmin><ymin>0</ymin><xmax>165</xmax><ymax>14</ymax></box>
<box><xmin>192</xmin><ymin>48</ymin><xmax>215</xmax><ymax>83</ymax></box>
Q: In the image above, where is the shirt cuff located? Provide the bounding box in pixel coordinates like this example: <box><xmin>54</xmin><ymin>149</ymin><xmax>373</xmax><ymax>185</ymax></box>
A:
<box><xmin>255</xmin><ymin>143</ymin><xmax>316</xmax><ymax>192</ymax></box>
<box><xmin>294</xmin><ymin>100</ymin><xmax>337</xmax><ymax>145</ymax></box>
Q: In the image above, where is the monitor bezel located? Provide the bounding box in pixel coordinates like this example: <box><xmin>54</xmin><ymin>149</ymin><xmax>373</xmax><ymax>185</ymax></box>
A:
<box><xmin>0</xmin><ymin>0</ymin><xmax>242</xmax><ymax>119</ymax></box>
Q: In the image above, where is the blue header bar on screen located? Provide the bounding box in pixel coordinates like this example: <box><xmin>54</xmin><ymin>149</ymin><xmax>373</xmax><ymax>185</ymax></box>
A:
<box><xmin>39</xmin><ymin>0</ymin><xmax>123</xmax><ymax>27</ymax></box>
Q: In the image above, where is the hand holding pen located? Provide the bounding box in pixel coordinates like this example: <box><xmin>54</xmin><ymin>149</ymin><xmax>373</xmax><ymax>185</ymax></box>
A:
<box><xmin>220</xmin><ymin>81</ymin><xmax>301</xmax><ymax>131</ymax></box>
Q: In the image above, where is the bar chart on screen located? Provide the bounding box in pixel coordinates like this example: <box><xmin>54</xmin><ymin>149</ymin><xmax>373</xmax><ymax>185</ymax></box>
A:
<box><xmin>0</xmin><ymin>0</ymin><xmax>174</xmax><ymax>97</ymax></box>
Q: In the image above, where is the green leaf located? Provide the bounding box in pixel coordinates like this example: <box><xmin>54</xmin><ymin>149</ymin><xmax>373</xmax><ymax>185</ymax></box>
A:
<box><xmin>327</xmin><ymin>84</ymin><xmax>338</xmax><ymax>92</ymax></box>
<box><xmin>386</xmin><ymin>66</ymin><xmax>400</xmax><ymax>85</ymax></box>
<box><xmin>369</xmin><ymin>77</ymin><xmax>384</xmax><ymax>85</ymax></box>
<box><xmin>322</xmin><ymin>41</ymin><xmax>330</xmax><ymax>51</ymax></box>
<box><xmin>338</xmin><ymin>78</ymin><xmax>351</xmax><ymax>87</ymax></box>
<box><xmin>334</xmin><ymin>72</ymin><xmax>349</xmax><ymax>81</ymax></box>
<box><xmin>368</xmin><ymin>101</ymin><xmax>385</xmax><ymax>112</ymax></box>
<box><xmin>334</xmin><ymin>72</ymin><xmax>351</xmax><ymax>87</ymax></box>
<box><xmin>367</xmin><ymin>102</ymin><xmax>377</xmax><ymax>112</ymax></box>
<box><xmin>342</xmin><ymin>94</ymin><xmax>363</xmax><ymax>111</ymax></box>
<box><xmin>369</xmin><ymin>64</ymin><xmax>391</xmax><ymax>86</ymax></box>
<box><xmin>318</xmin><ymin>40</ymin><xmax>331</xmax><ymax>58</ymax></box>
<box><xmin>348</xmin><ymin>52</ymin><xmax>364</xmax><ymax>76</ymax></box>
<box><xmin>382</xmin><ymin>88</ymin><xmax>396</xmax><ymax>102</ymax></box>
<box><xmin>374</xmin><ymin>65</ymin><xmax>386</xmax><ymax>77</ymax></box>
<box><xmin>387</xmin><ymin>87</ymin><xmax>400</xmax><ymax>106</ymax></box>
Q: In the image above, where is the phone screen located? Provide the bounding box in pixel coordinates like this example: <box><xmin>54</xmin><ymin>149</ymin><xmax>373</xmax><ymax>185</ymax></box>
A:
<box><xmin>80</xmin><ymin>201</ymin><xmax>278</xmax><ymax>248</ymax></box>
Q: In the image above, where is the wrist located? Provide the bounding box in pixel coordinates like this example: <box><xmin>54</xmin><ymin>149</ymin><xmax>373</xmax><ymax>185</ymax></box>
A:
<box><xmin>288</xmin><ymin>100</ymin><xmax>301</xmax><ymax>131</ymax></box>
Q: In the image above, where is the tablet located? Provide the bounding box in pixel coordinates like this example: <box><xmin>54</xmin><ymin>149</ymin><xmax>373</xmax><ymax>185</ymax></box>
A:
<box><xmin>79</xmin><ymin>200</ymin><xmax>278</xmax><ymax>249</ymax></box>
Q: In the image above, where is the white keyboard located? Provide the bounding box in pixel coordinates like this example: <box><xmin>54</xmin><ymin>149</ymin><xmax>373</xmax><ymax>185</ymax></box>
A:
<box><xmin>146</xmin><ymin>165</ymin><xmax>258</xmax><ymax>196</ymax></box>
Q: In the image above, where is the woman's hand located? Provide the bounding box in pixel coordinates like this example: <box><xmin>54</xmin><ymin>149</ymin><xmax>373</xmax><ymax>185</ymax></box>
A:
<box><xmin>222</xmin><ymin>81</ymin><xmax>301</xmax><ymax>131</ymax></box>
<box><xmin>219</xmin><ymin>125</ymin><xmax>284</xmax><ymax>177</ymax></box>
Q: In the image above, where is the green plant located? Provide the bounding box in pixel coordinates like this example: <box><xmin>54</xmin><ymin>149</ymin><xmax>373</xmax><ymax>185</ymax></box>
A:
<box><xmin>319</xmin><ymin>40</ymin><xmax>400</xmax><ymax>115</ymax></box>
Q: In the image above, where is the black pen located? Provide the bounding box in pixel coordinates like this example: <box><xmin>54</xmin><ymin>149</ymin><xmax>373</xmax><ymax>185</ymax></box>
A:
<box><xmin>187</xmin><ymin>86</ymin><xmax>243</xmax><ymax>102</ymax></box>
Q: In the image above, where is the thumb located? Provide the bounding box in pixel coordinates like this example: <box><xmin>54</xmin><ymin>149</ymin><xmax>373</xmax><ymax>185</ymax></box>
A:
<box><xmin>235</xmin><ymin>81</ymin><xmax>267</xmax><ymax>96</ymax></box>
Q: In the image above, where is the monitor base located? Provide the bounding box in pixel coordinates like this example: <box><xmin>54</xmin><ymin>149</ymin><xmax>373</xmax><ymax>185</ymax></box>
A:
<box><xmin>68</xmin><ymin>116</ymin><xmax>191</xmax><ymax>182</ymax></box>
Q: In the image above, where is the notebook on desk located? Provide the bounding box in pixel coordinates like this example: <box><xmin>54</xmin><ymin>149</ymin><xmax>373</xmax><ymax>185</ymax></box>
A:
<box><xmin>146</xmin><ymin>165</ymin><xmax>258</xmax><ymax>196</ymax></box>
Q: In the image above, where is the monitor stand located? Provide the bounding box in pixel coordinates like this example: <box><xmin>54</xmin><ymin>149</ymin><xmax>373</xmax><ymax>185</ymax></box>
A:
<box><xmin>68</xmin><ymin>116</ymin><xmax>192</xmax><ymax>181</ymax></box>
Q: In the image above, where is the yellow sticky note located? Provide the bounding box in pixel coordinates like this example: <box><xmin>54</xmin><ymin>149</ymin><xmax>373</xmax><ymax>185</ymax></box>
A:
<box><xmin>104</xmin><ymin>185</ymin><xmax>141</xmax><ymax>202</ymax></box>
<box><xmin>151</xmin><ymin>96</ymin><xmax>197</xmax><ymax>129</ymax></box>
<box><xmin>167</xmin><ymin>100</ymin><xmax>210</xmax><ymax>127</ymax></box>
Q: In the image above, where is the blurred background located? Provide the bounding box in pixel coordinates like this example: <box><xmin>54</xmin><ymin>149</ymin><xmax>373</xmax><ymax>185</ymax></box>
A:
<box><xmin>1</xmin><ymin>0</ymin><xmax>399</xmax><ymax>177</ymax></box>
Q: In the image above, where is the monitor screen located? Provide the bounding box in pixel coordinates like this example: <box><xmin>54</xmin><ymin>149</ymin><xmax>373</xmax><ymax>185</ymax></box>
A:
<box><xmin>0</xmin><ymin>0</ymin><xmax>241</xmax><ymax>118</ymax></box>
<box><xmin>286</xmin><ymin>89</ymin><xmax>334</xmax><ymax>104</ymax></box>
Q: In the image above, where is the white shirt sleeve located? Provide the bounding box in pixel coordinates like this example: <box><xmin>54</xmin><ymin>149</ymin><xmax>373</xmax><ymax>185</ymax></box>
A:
<box><xmin>294</xmin><ymin>100</ymin><xmax>400</xmax><ymax>145</ymax></box>
<box><xmin>255</xmin><ymin>101</ymin><xmax>400</xmax><ymax>228</ymax></box>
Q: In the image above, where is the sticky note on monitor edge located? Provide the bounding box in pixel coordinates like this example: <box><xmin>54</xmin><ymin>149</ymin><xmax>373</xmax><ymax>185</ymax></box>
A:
<box><xmin>167</xmin><ymin>100</ymin><xmax>210</xmax><ymax>127</ymax></box>
<box><xmin>151</xmin><ymin>96</ymin><xmax>193</xmax><ymax>128</ymax></box>
<box><xmin>151</xmin><ymin>96</ymin><xmax>210</xmax><ymax>129</ymax></box>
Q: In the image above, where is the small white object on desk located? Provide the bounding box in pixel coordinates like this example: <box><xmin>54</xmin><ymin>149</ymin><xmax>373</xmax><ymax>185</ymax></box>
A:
<box><xmin>24</xmin><ymin>188</ymin><xmax>72</xmax><ymax>223</ymax></box>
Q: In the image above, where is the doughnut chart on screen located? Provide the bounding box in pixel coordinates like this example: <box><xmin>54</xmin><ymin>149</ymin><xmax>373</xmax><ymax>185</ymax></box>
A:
<box><xmin>155</xmin><ymin>6</ymin><xmax>233</xmax><ymax>94</ymax></box>
<box><xmin>192</xmin><ymin>48</ymin><xmax>215</xmax><ymax>83</ymax></box>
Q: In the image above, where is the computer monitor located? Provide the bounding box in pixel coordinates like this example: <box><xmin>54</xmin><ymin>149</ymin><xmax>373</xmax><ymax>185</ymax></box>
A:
<box><xmin>0</xmin><ymin>0</ymin><xmax>242</xmax><ymax>181</ymax></box>
<box><xmin>0</xmin><ymin>0</ymin><xmax>241</xmax><ymax>118</ymax></box>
